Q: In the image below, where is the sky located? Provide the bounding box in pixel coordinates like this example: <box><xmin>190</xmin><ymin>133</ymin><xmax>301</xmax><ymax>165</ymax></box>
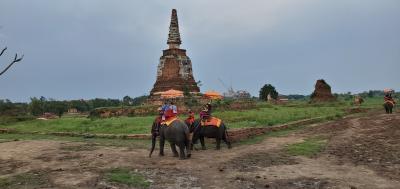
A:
<box><xmin>0</xmin><ymin>0</ymin><xmax>399</xmax><ymax>102</ymax></box>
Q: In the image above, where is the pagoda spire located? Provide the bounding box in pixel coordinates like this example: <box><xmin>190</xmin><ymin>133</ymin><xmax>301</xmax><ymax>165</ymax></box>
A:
<box><xmin>167</xmin><ymin>9</ymin><xmax>181</xmax><ymax>49</ymax></box>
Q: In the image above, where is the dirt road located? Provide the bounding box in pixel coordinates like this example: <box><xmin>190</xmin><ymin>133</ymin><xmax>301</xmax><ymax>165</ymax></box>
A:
<box><xmin>1</xmin><ymin>112</ymin><xmax>399</xmax><ymax>189</ymax></box>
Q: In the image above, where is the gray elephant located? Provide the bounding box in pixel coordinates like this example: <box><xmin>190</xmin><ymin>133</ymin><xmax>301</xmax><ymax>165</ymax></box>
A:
<box><xmin>158</xmin><ymin>118</ymin><xmax>191</xmax><ymax>160</ymax></box>
<box><xmin>191</xmin><ymin>117</ymin><xmax>231</xmax><ymax>150</ymax></box>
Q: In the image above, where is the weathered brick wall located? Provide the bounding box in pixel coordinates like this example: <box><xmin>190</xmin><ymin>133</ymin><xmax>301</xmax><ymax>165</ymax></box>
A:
<box><xmin>226</xmin><ymin>117</ymin><xmax>323</xmax><ymax>142</ymax></box>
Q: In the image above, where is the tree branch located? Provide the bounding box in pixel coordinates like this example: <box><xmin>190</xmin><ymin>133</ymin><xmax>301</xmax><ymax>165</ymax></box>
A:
<box><xmin>0</xmin><ymin>53</ymin><xmax>24</xmax><ymax>76</ymax></box>
<box><xmin>0</xmin><ymin>47</ymin><xmax>6</xmax><ymax>57</ymax></box>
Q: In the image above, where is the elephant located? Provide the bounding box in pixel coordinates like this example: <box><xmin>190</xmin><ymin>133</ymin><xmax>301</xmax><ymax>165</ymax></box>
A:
<box><xmin>384</xmin><ymin>101</ymin><xmax>395</xmax><ymax>114</ymax></box>
<box><xmin>191</xmin><ymin>117</ymin><xmax>231</xmax><ymax>150</ymax></box>
<box><xmin>149</xmin><ymin>117</ymin><xmax>191</xmax><ymax>160</ymax></box>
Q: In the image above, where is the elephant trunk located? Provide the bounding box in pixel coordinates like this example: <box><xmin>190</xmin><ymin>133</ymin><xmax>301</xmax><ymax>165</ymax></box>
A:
<box><xmin>149</xmin><ymin>135</ymin><xmax>157</xmax><ymax>158</ymax></box>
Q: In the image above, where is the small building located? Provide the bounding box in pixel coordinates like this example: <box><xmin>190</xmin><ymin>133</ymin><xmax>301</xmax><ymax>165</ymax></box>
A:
<box><xmin>67</xmin><ymin>108</ymin><xmax>79</xmax><ymax>114</ymax></box>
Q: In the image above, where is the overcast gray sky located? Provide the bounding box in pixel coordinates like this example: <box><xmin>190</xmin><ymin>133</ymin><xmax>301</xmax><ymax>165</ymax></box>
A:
<box><xmin>0</xmin><ymin>0</ymin><xmax>399</xmax><ymax>102</ymax></box>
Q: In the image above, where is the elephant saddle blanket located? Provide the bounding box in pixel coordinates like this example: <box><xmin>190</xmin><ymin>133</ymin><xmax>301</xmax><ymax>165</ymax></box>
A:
<box><xmin>162</xmin><ymin>117</ymin><xmax>179</xmax><ymax>126</ymax></box>
<box><xmin>201</xmin><ymin>117</ymin><xmax>222</xmax><ymax>127</ymax></box>
<box><xmin>384</xmin><ymin>98</ymin><xmax>396</xmax><ymax>106</ymax></box>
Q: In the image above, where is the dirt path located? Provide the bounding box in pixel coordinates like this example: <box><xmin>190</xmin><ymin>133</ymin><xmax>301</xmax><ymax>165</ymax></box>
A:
<box><xmin>1</xmin><ymin>112</ymin><xmax>400</xmax><ymax>189</ymax></box>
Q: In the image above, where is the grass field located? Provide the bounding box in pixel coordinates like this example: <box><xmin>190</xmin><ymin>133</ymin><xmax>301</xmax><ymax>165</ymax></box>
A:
<box><xmin>0</xmin><ymin>133</ymin><xmax>150</xmax><ymax>148</ymax></box>
<box><xmin>104</xmin><ymin>168</ymin><xmax>150</xmax><ymax>188</ymax></box>
<box><xmin>0</xmin><ymin>98</ymin><xmax>383</xmax><ymax>135</ymax></box>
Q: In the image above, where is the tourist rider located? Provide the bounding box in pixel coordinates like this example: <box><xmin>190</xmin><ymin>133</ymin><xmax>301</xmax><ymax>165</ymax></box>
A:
<box><xmin>170</xmin><ymin>101</ymin><xmax>178</xmax><ymax>116</ymax></box>
<box><xmin>200</xmin><ymin>102</ymin><xmax>212</xmax><ymax>119</ymax></box>
<box><xmin>161</xmin><ymin>101</ymin><xmax>169</xmax><ymax>121</ymax></box>
<box><xmin>206</xmin><ymin>102</ymin><xmax>212</xmax><ymax>115</ymax></box>
<box><xmin>162</xmin><ymin>101</ymin><xmax>178</xmax><ymax>121</ymax></box>
<box><xmin>185</xmin><ymin>109</ymin><xmax>195</xmax><ymax>127</ymax></box>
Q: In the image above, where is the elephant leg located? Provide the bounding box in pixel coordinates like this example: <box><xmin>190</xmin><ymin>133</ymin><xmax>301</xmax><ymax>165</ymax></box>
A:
<box><xmin>178</xmin><ymin>143</ymin><xmax>186</xmax><ymax>160</ymax></box>
<box><xmin>159</xmin><ymin>135</ymin><xmax>165</xmax><ymax>156</ymax></box>
<box><xmin>216</xmin><ymin>138</ymin><xmax>221</xmax><ymax>150</ymax></box>
<box><xmin>200</xmin><ymin>136</ymin><xmax>206</xmax><ymax>150</ymax></box>
<box><xmin>385</xmin><ymin>104</ymin><xmax>390</xmax><ymax>114</ymax></box>
<box><xmin>191</xmin><ymin>135</ymin><xmax>199</xmax><ymax>151</ymax></box>
<box><xmin>187</xmin><ymin>132</ymin><xmax>193</xmax><ymax>153</ymax></box>
<box><xmin>186</xmin><ymin>139</ymin><xmax>192</xmax><ymax>158</ymax></box>
<box><xmin>170</xmin><ymin>143</ymin><xmax>179</xmax><ymax>157</ymax></box>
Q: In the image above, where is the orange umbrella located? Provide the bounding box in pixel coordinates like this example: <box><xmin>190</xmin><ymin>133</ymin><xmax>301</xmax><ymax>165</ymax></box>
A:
<box><xmin>204</xmin><ymin>90</ymin><xmax>223</xmax><ymax>100</ymax></box>
<box><xmin>160</xmin><ymin>89</ymin><xmax>184</xmax><ymax>98</ymax></box>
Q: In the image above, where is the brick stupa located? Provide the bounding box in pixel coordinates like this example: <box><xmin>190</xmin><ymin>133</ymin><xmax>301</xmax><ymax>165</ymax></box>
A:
<box><xmin>150</xmin><ymin>9</ymin><xmax>200</xmax><ymax>96</ymax></box>
<box><xmin>310</xmin><ymin>79</ymin><xmax>336</xmax><ymax>102</ymax></box>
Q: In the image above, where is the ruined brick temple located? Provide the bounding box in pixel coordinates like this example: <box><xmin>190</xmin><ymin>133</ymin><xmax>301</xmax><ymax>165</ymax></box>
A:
<box><xmin>150</xmin><ymin>9</ymin><xmax>200</xmax><ymax>96</ymax></box>
<box><xmin>310</xmin><ymin>79</ymin><xmax>336</xmax><ymax>102</ymax></box>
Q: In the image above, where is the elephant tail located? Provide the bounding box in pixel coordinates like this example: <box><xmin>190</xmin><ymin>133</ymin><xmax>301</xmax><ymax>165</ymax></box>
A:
<box><xmin>149</xmin><ymin>135</ymin><xmax>157</xmax><ymax>158</ymax></box>
<box><xmin>224</xmin><ymin>126</ymin><xmax>232</xmax><ymax>149</ymax></box>
<box><xmin>225</xmin><ymin>129</ymin><xmax>230</xmax><ymax>141</ymax></box>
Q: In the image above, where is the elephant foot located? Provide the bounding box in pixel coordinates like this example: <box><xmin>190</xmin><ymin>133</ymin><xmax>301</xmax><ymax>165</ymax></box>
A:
<box><xmin>227</xmin><ymin>144</ymin><xmax>232</xmax><ymax>149</ymax></box>
<box><xmin>179</xmin><ymin>157</ymin><xmax>186</xmax><ymax>160</ymax></box>
<box><xmin>159</xmin><ymin>153</ymin><xmax>164</xmax><ymax>157</ymax></box>
<box><xmin>186</xmin><ymin>153</ymin><xmax>191</xmax><ymax>158</ymax></box>
<box><xmin>201</xmin><ymin>146</ymin><xmax>206</xmax><ymax>150</ymax></box>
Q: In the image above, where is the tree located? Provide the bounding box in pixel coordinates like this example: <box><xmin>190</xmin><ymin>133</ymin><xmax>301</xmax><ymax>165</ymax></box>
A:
<box><xmin>68</xmin><ymin>99</ymin><xmax>90</xmax><ymax>112</ymax></box>
<box><xmin>29</xmin><ymin>97</ymin><xmax>44</xmax><ymax>116</ymax></box>
<box><xmin>259</xmin><ymin>84</ymin><xmax>278</xmax><ymax>101</ymax></box>
<box><xmin>131</xmin><ymin>95</ymin><xmax>148</xmax><ymax>106</ymax></box>
<box><xmin>122</xmin><ymin>95</ymin><xmax>134</xmax><ymax>106</ymax></box>
<box><xmin>182</xmin><ymin>85</ymin><xmax>191</xmax><ymax>97</ymax></box>
<box><xmin>47</xmin><ymin>100</ymin><xmax>67</xmax><ymax>117</ymax></box>
<box><xmin>0</xmin><ymin>47</ymin><xmax>23</xmax><ymax>77</ymax></box>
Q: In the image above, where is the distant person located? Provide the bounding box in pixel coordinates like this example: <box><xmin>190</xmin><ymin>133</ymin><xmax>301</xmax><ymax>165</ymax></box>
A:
<box><xmin>162</xmin><ymin>101</ymin><xmax>177</xmax><ymax>120</ymax></box>
<box><xmin>200</xmin><ymin>102</ymin><xmax>212</xmax><ymax>119</ymax></box>
<box><xmin>160</xmin><ymin>101</ymin><xmax>169</xmax><ymax>120</ymax></box>
<box><xmin>170</xmin><ymin>101</ymin><xmax>178</xmax><ymax>115</ymax></box>
<box><xmin>185</xmin><ymin>109</ymin><xmax>195</xmax><ymax>126</ymax></box>
<box><xmin>200</xmin><ymin>109</ymin><xmax>211</xmax><ymax>120</ymax></box>
<box><xmin>206</xmin><ymin>102</ymin><xmax>212</xmax><ymax>115</ymax></box>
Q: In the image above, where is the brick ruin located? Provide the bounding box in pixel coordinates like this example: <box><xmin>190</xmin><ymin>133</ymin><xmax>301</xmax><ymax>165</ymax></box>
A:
<box><xmin>311</xmin><ymin>79</ymin><xmax>336</xmax><ymax>102</ymax></box>
<box><xmin>150</xmin><ymin>9</ymin><xmax>200</xmax><ymax>96</ymax></box>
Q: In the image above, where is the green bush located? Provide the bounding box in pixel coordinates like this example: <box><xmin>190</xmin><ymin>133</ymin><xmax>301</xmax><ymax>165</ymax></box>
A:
<box><xmin>0</xmin><ymin>115</ymin><xmax>36</xmax><ymax>125</ymax></box>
